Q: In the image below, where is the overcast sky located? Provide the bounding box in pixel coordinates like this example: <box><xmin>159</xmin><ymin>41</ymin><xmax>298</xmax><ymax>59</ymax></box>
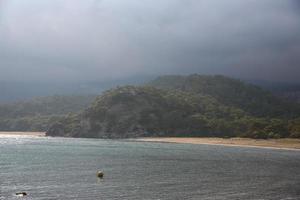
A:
<box><xmin>0</xmin><ymin>0</ymin><xmax>299</xmax><ymax>82</ymax></box>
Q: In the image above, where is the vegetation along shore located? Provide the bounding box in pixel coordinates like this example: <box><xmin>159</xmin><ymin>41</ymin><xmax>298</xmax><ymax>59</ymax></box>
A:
<box><xmin>0</xmin><ymin>75</ymin><xmax>299</xmax><ymax>139</ymax></box>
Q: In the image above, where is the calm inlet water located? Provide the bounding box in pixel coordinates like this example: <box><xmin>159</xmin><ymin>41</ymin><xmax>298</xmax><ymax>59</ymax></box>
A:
<box><xmin>0</xmin><ymin>137</ymin><xmax>300</xmax><ymax>200</ymax></box>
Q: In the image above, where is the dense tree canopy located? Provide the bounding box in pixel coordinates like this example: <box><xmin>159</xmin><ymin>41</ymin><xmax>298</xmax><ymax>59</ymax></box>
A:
<box><xmin>0</xmin><ymin>95</ymin><xmax>96</xmax><ymax>131</ymax></box>
<box><xmin>46</xmin><ymin>75</ymin><xmax>300</xmax><ymax>138</ymax></box>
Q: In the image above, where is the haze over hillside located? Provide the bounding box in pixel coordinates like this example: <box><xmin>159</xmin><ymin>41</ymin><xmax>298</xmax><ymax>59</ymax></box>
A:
<box><xmin>1</xmin><ymin>77</ymin><xmax>300</xmax><ymax>103</ymax></box>
<box><xmin>0</xmin><ymin>76</ymin><xmax>153</xmax><ymax>102</ymax></box>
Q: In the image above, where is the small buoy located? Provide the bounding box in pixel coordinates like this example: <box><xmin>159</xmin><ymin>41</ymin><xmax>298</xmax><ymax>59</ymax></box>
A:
<box><xmin>97</xmin><ymin>171</ymin><xmax>104</xmax><ymax>178</ymax></box>
<box><xmin>16</xmin><ymin>192</ymin><xmax>27</xmax><ymax>197</ymax></box>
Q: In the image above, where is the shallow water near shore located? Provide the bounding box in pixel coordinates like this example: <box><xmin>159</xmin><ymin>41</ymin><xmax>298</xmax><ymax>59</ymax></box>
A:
<box><xmin>1</xmin><ymin>137</ymin><xmax>300</xmax><ymax>200</ymax></box>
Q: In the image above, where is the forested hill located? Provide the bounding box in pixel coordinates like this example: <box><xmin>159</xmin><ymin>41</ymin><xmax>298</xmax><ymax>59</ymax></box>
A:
<box><xmin>148</xmin><ymin>75</ymin><xmax>300</xmax><ymax>118</ymax></box>
<box><xmin>0</xmin><ymin>95</ymin><xmax>96</xmax><ymax>131</ymax></box>
<box><xmin>46</xmin><ymin>75</ymin><xmax>300</xmax><ymax>139</ymax></box>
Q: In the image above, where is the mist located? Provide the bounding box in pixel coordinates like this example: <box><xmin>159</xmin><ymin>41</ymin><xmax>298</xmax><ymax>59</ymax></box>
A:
<box><xmin>0</xmin><ymin>0</ymin><xmax>300</xmax><ymax>82</ymax></box>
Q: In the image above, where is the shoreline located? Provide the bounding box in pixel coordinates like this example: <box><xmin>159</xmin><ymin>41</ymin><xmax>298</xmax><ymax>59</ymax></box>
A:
<box><xmin>1</xmin><ymin>132</ymin><xmax>299</xmax><ymax>151</ymax></box>
<box><xmin>0</xmin><ymin>131</ymin><xmax>46</xmax><ymax>137</ymax></box>
<box><xmin>135</xmin><ymin>137</ymin><xmax>300</xmax><ymax>151</ymax></box>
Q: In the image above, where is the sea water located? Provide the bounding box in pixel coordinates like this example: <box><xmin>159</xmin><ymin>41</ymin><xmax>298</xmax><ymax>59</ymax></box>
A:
<box><xmin>0</xmin><ymin>136</ymin><xmax>300</xmax><ymax>200</ymax></box>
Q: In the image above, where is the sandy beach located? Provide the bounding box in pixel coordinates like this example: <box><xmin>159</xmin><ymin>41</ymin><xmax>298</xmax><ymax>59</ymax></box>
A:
<box><xmin>0</xmin><ymin>131</ymin><xmax>46</xmax><ymax>137</ymax></box>
<box><xmin>1</xmin><ymin>132</ymin><xmax>299</xmax><ymax>150</ymax></box>
<box><xmin>135</xmin><ymin>137</ymin><xmax>300</xmax><ymax>150</ymax></box>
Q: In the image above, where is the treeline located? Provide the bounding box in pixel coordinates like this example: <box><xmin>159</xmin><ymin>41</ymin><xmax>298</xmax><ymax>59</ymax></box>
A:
<box><xmin>46</xmin><ymin>75</ymin><xmax>300</xmax><ymax>138</ymax></box>
<box><xmin>148</xmin><ymin>75</ymin><xmax>300</xmax><ymax>118</ymax></box>
<box><xmin>0</xmin><ymin>95</ymin><xmax>96</xmax><ymax>131</ymax></box>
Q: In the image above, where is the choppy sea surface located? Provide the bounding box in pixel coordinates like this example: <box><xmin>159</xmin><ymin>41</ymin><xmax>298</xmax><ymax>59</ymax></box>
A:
<box><xmin>0</xmin><ymin>136</ymin><xmax>300</xmax><ymax>200</ymax></box>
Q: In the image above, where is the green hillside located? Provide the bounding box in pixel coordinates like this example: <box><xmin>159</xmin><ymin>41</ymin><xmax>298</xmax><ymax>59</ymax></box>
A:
<box><xmin>0</xmin><ymin>95</ymin><xmax>96</xmax><ymax>131</ymax></box>
<box><xmin>148</xmin><ymin>75</ymin><xmax>299</xmax><ymax>118</ymax></box>
<box><xmin>46</xmin><ymin>75</ymin><xmax>300</xmax><ymax>138</ymax></box>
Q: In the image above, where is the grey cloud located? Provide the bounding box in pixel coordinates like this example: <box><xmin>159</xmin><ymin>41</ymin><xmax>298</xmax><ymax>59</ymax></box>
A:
<box><xmin>0</xmin><ymin>0</ymin><xmax>299</xmax><ymax>82</ymax></box>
